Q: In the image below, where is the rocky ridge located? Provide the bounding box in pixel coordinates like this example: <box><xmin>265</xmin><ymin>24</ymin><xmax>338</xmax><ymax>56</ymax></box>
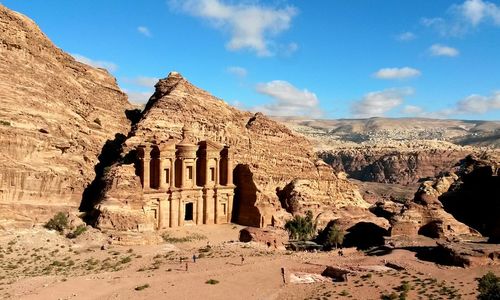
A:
<box><xmin>385</xmin><ymin>153</ymin><xmax>499</xmax><ymax>241</ymax></box>
<box><xmin>274</xmin><ymin>117</ymin><xmax>500</xmax><ymax>185</ymax></box>
<box><xmin>0</xmin><ymin>5</ymin><xmax>132</xmax><ymax>228</ymax></box>
<box><xmin>95</xmin><ymin>72</ymin><xmax>374</xmax><ymax>230</ymax></box>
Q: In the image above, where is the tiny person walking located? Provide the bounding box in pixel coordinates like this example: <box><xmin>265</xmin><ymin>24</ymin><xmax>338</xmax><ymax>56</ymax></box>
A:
<box><xmin>192</xmin><ymin>254</ymin><xmax>197</xmax><ymax>263</ymax></box>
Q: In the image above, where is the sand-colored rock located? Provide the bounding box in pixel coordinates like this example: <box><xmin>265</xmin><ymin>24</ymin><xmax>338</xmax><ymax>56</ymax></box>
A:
<box><xmin>0</xmin><ymin>5</ymin><xmax>132</xmax><ymax>227</ymax></box>
<box><xmin>391</xmin><ymin>153</ymin><xmax>500</xmax><ymax>241</ymax></box>
<box><xmin>94</xmin><ymin>72</ymin><xmax>367</xmax><ymax>230</ymax></box>
<box><xmin>438</xmin><ymin>153</ymin><xmax>500</xmax><ymax>242</ymax></box>
<box><xmin>239</xmin><ymin>227</ymin><xmax>288</xmax><ymax>249</ymax></box>
<box><xmin>319</xmin><ymin>147</ymin><xmax>472</xmax><ymax>185</ymax></box>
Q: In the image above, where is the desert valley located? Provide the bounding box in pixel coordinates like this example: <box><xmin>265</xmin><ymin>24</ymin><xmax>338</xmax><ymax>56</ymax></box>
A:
<box><xmin>0</xmin><ymin>2</ymin><xmax>499</xmax><ymax>300</ymax></box>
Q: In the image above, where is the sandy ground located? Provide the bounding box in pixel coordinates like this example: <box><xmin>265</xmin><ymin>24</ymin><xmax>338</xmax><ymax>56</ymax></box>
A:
<box><xmin>0</xmin><ymin>224</ymin><xmax>499</xmax><ymax>300</ymax></box>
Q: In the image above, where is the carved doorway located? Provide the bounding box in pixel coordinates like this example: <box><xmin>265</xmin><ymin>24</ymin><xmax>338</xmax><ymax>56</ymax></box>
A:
<box><xmin>185</xmin><ymin>202</ymin><xmax>193</xmax><ymax>221</ymax></box>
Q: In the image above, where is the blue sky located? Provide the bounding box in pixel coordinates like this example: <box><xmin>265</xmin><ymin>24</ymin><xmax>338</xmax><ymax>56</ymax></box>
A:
<box><xmin>3</xmin><ymin>0</ymin><xmax>500</xmax><ymax>120</ymax></box>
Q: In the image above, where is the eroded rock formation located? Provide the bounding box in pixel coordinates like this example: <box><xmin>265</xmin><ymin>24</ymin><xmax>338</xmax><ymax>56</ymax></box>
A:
<box><xmin>319</xmin><ymin>147</ymin><xmax>472</xmax><ymax>185</ymax></box>
<box><xmin>389</xmin><ymin>153</ymin><xmax>500</xmax><ymax>240</ymax></box>
<box><xmin>0</xmin><ymin>5</ymin><xmax>132</xmax><ymax>228</ymax></box>
<box><xmin>94</xmin><ymin>72</ymin><xmax>368</xmax><ymax>231</ymax></box>
<box><xmin>438</xmin><ymin>153</ymin><xmax>500</xmax><ymax>242</ymax></box>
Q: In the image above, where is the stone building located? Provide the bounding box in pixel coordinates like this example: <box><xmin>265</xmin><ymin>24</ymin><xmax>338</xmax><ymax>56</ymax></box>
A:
<box><xmin>135</xmin><ymin>125</ymin><xmax>235</xmax><ymax>229</ymax></box>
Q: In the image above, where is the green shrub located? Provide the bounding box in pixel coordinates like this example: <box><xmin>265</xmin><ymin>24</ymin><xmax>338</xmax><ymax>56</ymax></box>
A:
<box><xmin>162</xmin><ymin>232</ymin><xmax>207</xmax><ymax>243</ymax></box>
<box><xmin>323</xmin><ymin>224</ymin><xmax>344</xmax><ymax>249</ymax></box>
<box><xmin>120</xmin><ymin>256</ymin><xmax>132</xmax><ymax>264</ymax></box>
<box><xmin>66</xmin><ymin>225</ymin><xmax>87</xmax><ymax>239</ymax></box>
<box><xmin>380</xmin><ymin>292</ymin><xmax>398</xmax><ymax>300</ymax></box>
<box><xmin>396</xmin><ymin>282</ymin><xmax>411</xmax><ymax>293</ymax></box>
<box><xmin>44</xmin><ymin>212</ymin><xmax>68</xmax><ymax>233</ymax></box>
<box><xmin>477</xmin><ymin>271</ymin><xmax>500</xmax><ymax>300</ymax></box>
<box><xmin>284</xmin><ymin>211</ymin><xmax>316</xmax><ymax>241</ymax></box>
<box><xmin>205</xmin><ymin>279</ymin><xmax>219</xmax><ymax>285</ymax></box>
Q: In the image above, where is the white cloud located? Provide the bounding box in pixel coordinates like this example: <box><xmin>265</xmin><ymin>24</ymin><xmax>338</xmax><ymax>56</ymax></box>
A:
<box><xmin>71</xmin><ymin>54</ymin><xmax>118</xmax><ymax>72</ymax></box>
<box><xmin>169</xmin><ymin>0</ymin><xmax>298</xmax><ymax>56</ymax></box>
<box><xmin>402</xmin><ymin>105</ymin><xmax>424</xmax><ymax>115</ymax></box>
<box><xmin>252</xmin><ymin>80</ymin><xmax>321</xmax><ymax>116</ymax></box>
<box><xmin>373</xmin><ymin>67</ymin><xmax>421</xmax><ymax>80</ymax></box>
<box><xmin>429</xmin><ymin>44</ymin><xmax>459</xmax><ymax>57</ymax></box>
<box><xmin>282</xmin><ymin>42</ymin><xmax>299</xmax><ymax>56</ymax></box>
<box><xmin>397</xmin><ymin>31</ymin><xmax>416</xmax><ymax>41</ymax></box>
<box><xmin>137</xmin><ymin>26</ymin><xmax>152</xmax><ymax>37</ymax></box>
<box><xmin>422</xmin><ymin>0</ymin><xmax>500</xmax><ymax>36</ymax></box>
<box><xmin>226</xmin><ymin>66</ymin><xmax>247</xmax><ymax>78</ymax></box>
<box><xmin>457</xmin><ymin>0</ymin><xmax>500</xmax><ymax>26</ymax></box>
<box><xmin>125</xmin><ymin>91</ymin><xmax>152</xmax><ymax>104</ymax></box>
<box><xmin>400</xmin><ymin>91</ymin><xmax>500</xmax><ymax>118</ymax></box>
<box><xmin>123</xmin><ymin>76</ymin><xmax>159</xmax><ymax>88</ymax></box>
<box><xmin>351</xmin><ymin>88</ymin><xmax>414</xmax><ymax>118</ymax></box>
<box><xmin>455</xmin><ymin>92</ymin><xmax>500</xmax><ymax>114</ymax></box>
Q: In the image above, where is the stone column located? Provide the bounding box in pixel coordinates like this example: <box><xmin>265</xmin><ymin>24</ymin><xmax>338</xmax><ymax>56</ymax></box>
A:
<box><xmin>180</xmin><ymin>159</ymin><xmax>186</xmax><ymax>188</ymax></box>
<box><xmin>143</xmin><ymin>157</ymin><xmax>151</xmax><ymax>190</ymax></box>
<box><xmin>170</xmin><ymin>158</ymin><xmax>175</xmax><ymax>189</ymax></box>
<box><xmin>196</xmin><ymin>196</ymin><xmax>202</xmax><ymax>225</ymax></box>
<box><xmin>214</xmin><ymin>158</ymin><xmax>219</xmax><ymax>186</ymax></box>
<box><xmin>170</xmin><ymin>199</ymin><xmax>178</xmax><ymax>228</ymax></box>
<box><xmin>227</xmin><ymin>157</ymin><xmax>233</xmax><ymax>186</ymax></box>
<box><xmin>214</xmin><ymin>193</ymin><xmax>218</xmax><ymax>224</ymax></box>
<box><xmin>158</xmin><ymin>199</ymin><xmax>164</xmax><ymax>229</ymax></box>
<box><xmin>159</xmin><ymin>158</ymin><xmax>167</xmax><ymax>190</ymax></box>
<box><xmin>179</xmin><ymin>199</ymin><xmax>184</xmax><ymax>227</ymax></box>
<box><xmin>227</xmin><ymin>194</ymin><xmax>233</xmax><ymax>223</ymax></box>
<box><xmin>164</xmin><ymin>198</ymin><xmax>170</xmax><ymax>228</ymax></box>
<box><xmin>192</xmin><ymin>158</ymin><xmax>197</xmax><ymax>187</ymax></box>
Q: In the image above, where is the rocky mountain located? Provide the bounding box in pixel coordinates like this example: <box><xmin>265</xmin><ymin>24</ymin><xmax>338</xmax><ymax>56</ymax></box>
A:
<box><xmin>94</xmin><ymin>72</ymin><xmax>374</xmax><ymax>230</ymax></box>
<box><xmin>0</xmin><ymin>5</ymin><xmax>132</xmax><ymax>228</ymax></box>
<box><xmin>275</xmin><ymin>117</ymin><xmax>500</xmax><ymax>149</ymax></box>
<box><xmin>275</xmin><ymin>117</ymin><xmax>499</xmax><ymax>185</ymax></box>
<box><xmin>375</xmin><ymin>153</ymin><xmax>499</xmax><ymax>241</ymax></box>
<box><xmin>319</xmin><ymin>145</ymin><xmax>472</xmax><ymax>185</ymax></box>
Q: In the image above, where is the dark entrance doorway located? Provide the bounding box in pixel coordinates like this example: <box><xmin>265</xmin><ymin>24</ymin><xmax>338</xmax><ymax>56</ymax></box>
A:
<box><xmin>185</xmin><ymin>203</ymin><xmax>193</xmax><ymax>221</ymax></box>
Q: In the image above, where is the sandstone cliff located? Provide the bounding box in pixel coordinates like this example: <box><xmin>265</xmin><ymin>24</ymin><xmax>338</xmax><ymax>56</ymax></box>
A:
<box><xmin>319</xmin><ymin>146</ymin><xmax>472</xmax><ymax>185</ymax></box>
<box><xmin>0</xmin><ymin>5</ymin><xmax>132</xmax><ymax>228</ymax></box>
<box><xmin>438</xmin><ymin>153</ymin><xmax>500</xmax><ymax>242</ymax></box>
<box><xmin>388</xmin><ymin>153</ymin><xmax>500</xmax><ymax>240</ymax></box>
<box><xmin>95</xmin><ymin>72</ymin><xmax>369</xmax><ymax>230</ymax></box>
<box><xmin>275</xmin><ymin>117</ymin><xmax>497</xmax><ymax>185</ymax></box>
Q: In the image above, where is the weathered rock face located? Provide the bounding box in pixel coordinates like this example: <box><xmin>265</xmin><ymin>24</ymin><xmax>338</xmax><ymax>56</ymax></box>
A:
<box><xmin>438</xmin><ymin>154</ymin><xmax>500</xmax><ymax>242</ymax></box>
<box><xmin>239</xmin><ymin>227</ymin><xmax>289</xmax><ymax>249</ymax></box>
<box><xmin>319</xmin><ymin>148</ymin><xmax>472</xmax><ymax>185</ymax></box>
<box><xmin>95</xmin><ymin>72</ymin><xmax>367</xmax><ymax>230</ymax></box>
<box><xmin>390</xmin><ymin>173</ymin><xmax>480</xmax><ymax>239</ymax></box>
<box><xmin>0</xmin><ymin>5</ymin><xmax>132</xmax><ymax>227</ymax></box>
<box><xmin>389</xmin><ymin>153</ymin><xmax>500</xmax><ymax>240</ymax></box>
<box><xmin>390</xmin><ymin>201</ymin><xmax>479</xmax><ymax>239</ymax></box>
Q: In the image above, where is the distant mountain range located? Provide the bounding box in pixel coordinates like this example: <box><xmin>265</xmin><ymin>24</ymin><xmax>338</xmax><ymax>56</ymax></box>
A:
<box><xmin>273</xmin><ymin>117</ymin><xmax>500</xmax><ymax>149</ymax></box>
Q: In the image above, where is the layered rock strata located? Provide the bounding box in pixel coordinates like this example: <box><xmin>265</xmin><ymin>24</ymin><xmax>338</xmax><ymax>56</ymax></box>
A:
<box><xmin>95</xmin><ymin>72</ymin><xmax>368</xmax><ymax>231</ymax></box>
<box><xmin>319</xmin><ymin>147</ymin><xmax>472</xmax><ymax>185</ymax></box>
<box><xmin>0</xmin><ymin>5</ymin><xmax>132</xmax><ymax>227</ymax></box>
<box><xmin>389</xmin><ymin>153</ymin><xmax>500</xmax><ymax>240</ymax></box>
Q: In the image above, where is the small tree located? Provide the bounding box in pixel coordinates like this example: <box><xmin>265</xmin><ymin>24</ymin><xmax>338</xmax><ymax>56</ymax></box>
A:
<box><xmin>477</xmin><ymin>271</ymin><xmax>500</xmax><ymax>300</ymax></box>
<box><xmin>324</xmin><ymin>224</ymin><xmax>344</xmax><ymax>249</ymax></box>
<box><xmin>284</xmin><ymin>211</ymin><xmax>316</xmax><ymax>241</ymax></box>
<box><xmin>44</xmin><ymin>212</ymin><xmax>68</xmax><ymax>233</ymax></box>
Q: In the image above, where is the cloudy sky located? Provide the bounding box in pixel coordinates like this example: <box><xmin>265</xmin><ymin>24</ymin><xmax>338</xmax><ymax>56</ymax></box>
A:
<box><xmin>4</xmin><ymin>0</ymin><xmax>500</xmax><ymax>120</ymax></box>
